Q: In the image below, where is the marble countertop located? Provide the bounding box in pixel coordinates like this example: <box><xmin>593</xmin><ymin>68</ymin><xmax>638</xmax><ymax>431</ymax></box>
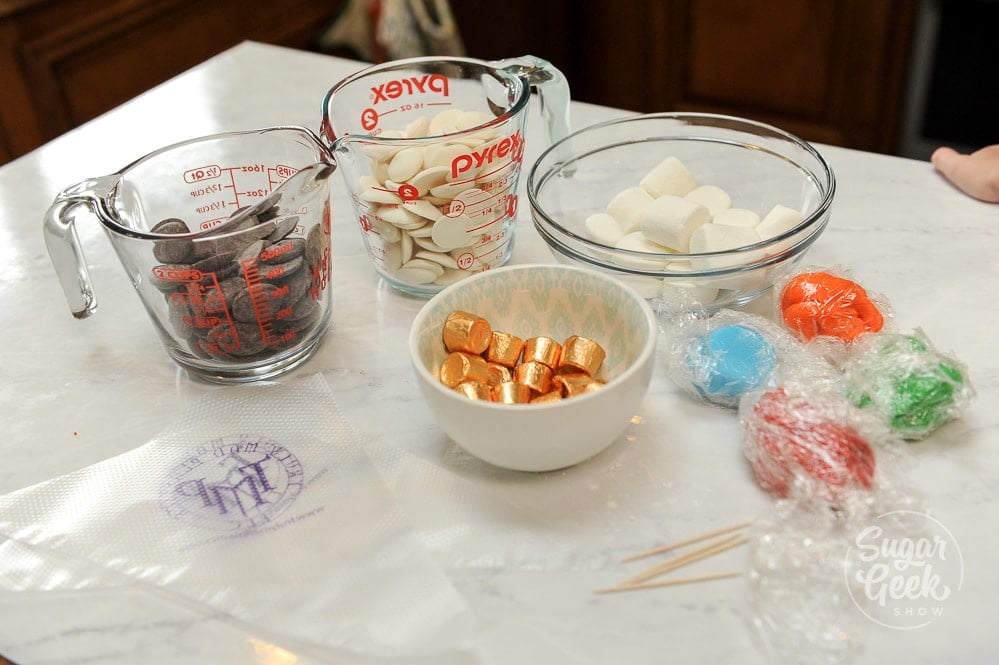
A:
<box><xmin>0</xmin><ymin>42</ymin><xmax>996</xmax><ymax>665</ymax></box>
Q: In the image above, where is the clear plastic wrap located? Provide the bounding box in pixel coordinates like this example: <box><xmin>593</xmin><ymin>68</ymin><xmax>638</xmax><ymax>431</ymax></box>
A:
<box><xmin>745</xmin><ymin>392</ymin><xmax>926</xmax><ymax>665</ymax></box>
<box><xmin>773</xmin><ymin>265</ymin><xmax>893</xmax><ymax>348</ymax></box>
<box><xmin>653</xmin><ymin>290</ymin><xmax>839</xmax><ymax>408</ymax></box>
<box><xmin>0</xmin><ymin>374</ymin><xmax>474</xmax><ymax>663</ymax></box>
<box><xmin>738</xmin><ymin>381</ymin><xmax>901</xmax><ymax>502</ymax></box>
<box><xmin>747</xmin><ymin>476</ymin><xmax>926</xmax><ymax>665</ymax></box>
<box><xmin>843</xmin><ymin>329</ymin><xmax>975</xmax><ymax>441</ymax></box>
<box><xmin>661</xmin><ymin>309</ymin><xmax>785</xmax><ymax>408</ymax></box>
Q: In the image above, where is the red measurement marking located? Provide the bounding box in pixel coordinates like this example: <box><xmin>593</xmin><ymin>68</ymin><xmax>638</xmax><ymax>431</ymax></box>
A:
<box><xmin>224</xmin><ymin>167</ymin><xmax>241</xmax><ymax>209</ymax></box>
<box><xmin>477</xmin><ymin>162</ymin><xmax>515</xmax><ymax>181</ymax></box>
<box><xmin>397</xmin><ymin>183</ymin><xmax>419</xmax><ymax>200</ymax></box>
<box><xmin>183</xmin><ymin>165</ymin><xmax>222</xmax><ymax>184</ymax></box>
<box><xmin>180</xmin><ymin>272</ymin><xmax>240</xmax><ymax>352</ymax></box>
<box><xmin>241</xmin><ymin>259</ymin><xmax>279</xmax><ymax>347</ymax></box>
<box><xmin>455</xmin><ymin>252</ymin><xmax>475</xmax><ymax>270</ymax></box>
<box><xmin>469</xmin><ymin>212</ymin><xmax>506</xmax><ymax>233</ymax></box>
<box><xmin>445</xmin><ymin>200</ymin><xmax>466</xmax><ymax>217</ymax></box>
<box><xmin>153</xmin><ymin>266</ymin><xmax>203</xmax><ymax>282</ymax></box>
<box><xmin>361</xmin><ymin>108</ymin><xmax>379</xmax><ymax>131</ymax></box>
<box><xmin>474</xmin><ymin>239</ymin><xmax>508</xmax><ymax>261</ymax></box>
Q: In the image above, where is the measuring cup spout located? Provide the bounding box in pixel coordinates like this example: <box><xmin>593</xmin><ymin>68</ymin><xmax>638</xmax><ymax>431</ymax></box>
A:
<box><xmin>43</xmin><ymin>176</ymin><xmax>121</xmax><ymax>318</ymax></box>
<box><xmin>491</xmin><ymin>55</ymin><xmax>572</xmax><ymax>155</ymax></box>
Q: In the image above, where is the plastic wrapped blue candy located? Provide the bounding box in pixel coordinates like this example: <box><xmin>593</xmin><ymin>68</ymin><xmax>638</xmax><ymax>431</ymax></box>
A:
<box><xmin>688</xmin><ymin>323</ymin><xmax>778</xmax><ymax>405</ymax></box>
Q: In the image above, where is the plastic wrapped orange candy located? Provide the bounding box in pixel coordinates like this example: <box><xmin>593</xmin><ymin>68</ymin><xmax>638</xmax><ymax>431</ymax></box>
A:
<box><xmin>779</xmin><ymin>271</ymin><xmax>884</xmax><ymax>342</ymax></box>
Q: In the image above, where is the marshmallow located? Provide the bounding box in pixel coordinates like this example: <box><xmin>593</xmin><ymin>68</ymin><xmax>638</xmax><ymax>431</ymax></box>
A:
<box><xmin>607</xmin><ymin>186</ymin><xmax>655</xmax><ymax>233</ymax></box>
<box><xmin>684</xmin><ymin>185</ymin><xmax>731</xmax><ymax>217</ymax></box>
<box><xmin>756</xmin><ymin>204</ymin><xmax>805</xmax><ymax>240</ymax></box>
<box><xmin>584</xmin><ymin>212</ymin><xmax>625</xmax><ymax>246</ymax></box>
<box><xmin>663</xmin><ymin>261</ymin><xmax>720</xmax><ymax>303</ymax></box>
<box><xmin>640</xmin><ymin>156</ymin><xmax>697</xmax><ymax>198</ymax></box>
<box><xmin>712</xmin><ymin>207</ymin><xmax>761</xmax><ymax>229</ymax></box>
<box><xmin>689</xmin><ymin>224</ymin><xmax>763</xmax><ymax>270</ymax></box>
<box><xmin>612</xmin><ymin>232</ymin><xmax>672</xmax><ymax>270</ymax></box>
<box><xmin>639</xmin><ymin>195</ymin><xmax>711</xmax><ymax>251</ymax></box>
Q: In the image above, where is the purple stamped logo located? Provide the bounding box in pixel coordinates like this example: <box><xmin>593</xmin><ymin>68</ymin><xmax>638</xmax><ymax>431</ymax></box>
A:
<box><xmin>162</xmin><ymin>435</ymin><xmax>304</xmax><ymax>532</ymax></box>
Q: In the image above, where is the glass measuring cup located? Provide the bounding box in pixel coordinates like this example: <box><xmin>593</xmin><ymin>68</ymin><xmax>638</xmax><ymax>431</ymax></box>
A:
<box><xmin>44</xmin><ymin>127</ymin><xmax>336</xmax><ymax>383</ymax></box>
<box><xmin>321</xmin><ymin>54</ymin><xmax>571</xmax><ymax>297</ymax></box>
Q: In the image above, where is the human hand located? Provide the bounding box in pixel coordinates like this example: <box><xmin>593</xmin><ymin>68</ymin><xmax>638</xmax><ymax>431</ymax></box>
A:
<box><xmin>930</xmin><ymin>144</ymin><xmax>999</xmax><ymax>203</ymax></box>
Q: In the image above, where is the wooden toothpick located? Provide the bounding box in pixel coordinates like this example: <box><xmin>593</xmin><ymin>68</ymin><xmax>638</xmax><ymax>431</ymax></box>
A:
<box><xmin>621</xmin><ymin>521</ymin><xmax>751</xmax><ymax>563</ymax></box>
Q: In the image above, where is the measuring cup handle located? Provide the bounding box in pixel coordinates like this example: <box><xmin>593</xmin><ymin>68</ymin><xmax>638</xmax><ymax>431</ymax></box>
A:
<box><xmin>492</xmin><ymin>55</ymin><xmax>572</xmax><ymax>149</ymax></box>
<box><xmin>43</xmin><ymin>180</ymin><xmax>109</xmax><ymax>318</ymax></box>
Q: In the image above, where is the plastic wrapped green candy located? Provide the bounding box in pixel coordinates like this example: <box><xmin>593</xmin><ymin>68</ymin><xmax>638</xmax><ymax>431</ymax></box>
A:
<box><xmin>845</xmin><ymin>332</ymin><xmax>974</xmax><ymax>440</ymax></box>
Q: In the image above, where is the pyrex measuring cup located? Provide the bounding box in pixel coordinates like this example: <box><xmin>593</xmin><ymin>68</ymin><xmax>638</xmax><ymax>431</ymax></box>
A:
<box><xmin>321</xmin><ymin>54</ymin><xmax>571</xmax><ymax>297</ymax></box>
<box><xmin>44</xmin><ymin>127</ymin><xmax>335</xmax><ymax>383</ymax></box>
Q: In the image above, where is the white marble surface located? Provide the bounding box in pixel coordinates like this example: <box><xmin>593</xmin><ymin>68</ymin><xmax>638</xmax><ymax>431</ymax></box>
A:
<box><xmin>1</xmin><ymin>42</ymin><xmax>997</xmax><ymax>664</ymax></box>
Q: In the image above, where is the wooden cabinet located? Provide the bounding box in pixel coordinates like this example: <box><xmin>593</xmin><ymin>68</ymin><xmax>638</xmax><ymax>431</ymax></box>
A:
<box><xmin>454</xmin><ymin>0</ymin><xmax>917</xmax><ymax>154</ymax></box>
<box><xmin>2</xmin><ymin>0</ymin><xmax>917</xmax><ymax>165</ymax></box>
<box><xmin>0</xmin><ymin>0</ymin><xmax>343</xmax><ymax>165</ymax></box>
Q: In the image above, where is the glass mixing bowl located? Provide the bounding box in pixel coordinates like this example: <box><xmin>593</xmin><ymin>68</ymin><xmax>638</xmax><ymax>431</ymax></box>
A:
<box><xmin>527</xmin><ymin>113</ymin><xmax>835</xmax><ymax>308</ymax></box>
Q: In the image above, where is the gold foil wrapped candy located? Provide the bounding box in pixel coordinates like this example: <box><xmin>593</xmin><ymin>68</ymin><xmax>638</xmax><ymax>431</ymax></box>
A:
<box><xmin>559</xmin><ymin>335</ymin><xmax>606</xmax><ymax>377</ymax></box>
<box><xmin>443</xmin><ymin>310</ymin><xmax>492</xmax><ymax>355</ymax></box>
<box><xmin>435</xmin><ymin>310</ymin><xmax>608</xmax><ymax>405</ymax></box>
<box><xmin>493</xmin><ymin>381</ymin><xmax>532</xmax><ymax>404</ymax></box>
<box><xmin>454</xmin><ymin>380</ymin><xmax>492</xmax><ymax>401</ymax></box>
<box><xmin>523</xmin><ymin>336</ymin><xmax>562</xmax><ymax>368</ymax></box>
<box><xmin>514</xmin><ymin>361</ymin><xmax>553</xmax><ymax>394</ymax></box>
<box><xmin>486</xmin><ymin>331</ymin><xmax>524</xmax><ymax>367</ymax></box>
<box><xmin>439</xmin><ymin>351</ymin><xmax>489</xmax><ymax>388</ymax></box>
<box><xmin>553</xmin><ymin>372</ymin><xmax>606</xmax><ymax>398</ymax></box>
<box><xmin>485</xmin><ymin>362</ymin><xmax>513</xmax><ymax>388</ymax></box>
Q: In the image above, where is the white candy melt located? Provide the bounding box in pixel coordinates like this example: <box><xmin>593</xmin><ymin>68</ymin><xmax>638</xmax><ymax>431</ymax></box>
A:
<box><xmin>428</xmin><ymin>109</ymin><xmax>463</xmax><ymax>135</ymax></box>
<box><xmin>401</xmin><ymin>199</ymin><xmax>442</xmax><ymax>220</ymax></box>
<box><xmin>378</xmin><ymin>205</ymin><xmax>425</xmax><ymax>230</ymax></box>
<box><xmin>684</xmin><ymin>185</ymin><xmax>731</xmax><ymax>217</ymax></box>
<box><xmin>456</xmin><ymin>110</ymin><xmax>493</xmax><ymax>131</ymax></box>
<box><xmin>405</xmin><ymin>116</ymin><xmax>431</xmax><ymax>138</ymax></box>
<box><xmin>387</xmin><ymin>147</ymin><xmax>424</xmax><ymax>182</ymax></box>
<box><xmin>756</xmin><ymin>204</ymin><xmax>805</xmax><ymax>240</ymax></box>
<box><xmin>639</xmin><ymin>195</ymin><xmax>710</xmax><ymax>252</ymax></box>
<box><xmin>409</xmin><ymin>166</ymin><xmax>449</xmax><ymax>193</ymax></box>
<box><xmin>583</xmin><ymin>213</ymin><xmax>624</xmax><ymax>246</ymax></box>
<box><xmin>712</xmin><ymin>207</ymin><xmax>761</xmax><ymax>228</ymax></box>
<box><xmin>607</xmin><ymin>186</ymin><xmax>654</xmax><ymax>234</ymax></box>
<box><xmin>640</xmin><ymin>156</ymin><xmax>697</xmax><ymax>198</ymax></box>
<box><xmin>612</xmin><ymin>232</ymin><xmax>672</xmax><ymax>271</ymax></box>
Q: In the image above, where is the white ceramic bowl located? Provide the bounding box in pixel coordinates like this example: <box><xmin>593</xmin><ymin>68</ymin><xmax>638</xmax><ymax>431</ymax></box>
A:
<box><xmin>409</xmin><ymin>264</ymin><xmax>657</xmax><ymax>471</ymax></box>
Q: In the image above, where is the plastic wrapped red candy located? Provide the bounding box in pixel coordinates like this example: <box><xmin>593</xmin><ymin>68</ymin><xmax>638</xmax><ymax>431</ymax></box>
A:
<box><xmin>742</xmin><ymin>386</ymin><xmax>876</xmax><ymax>499</ymax></box>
